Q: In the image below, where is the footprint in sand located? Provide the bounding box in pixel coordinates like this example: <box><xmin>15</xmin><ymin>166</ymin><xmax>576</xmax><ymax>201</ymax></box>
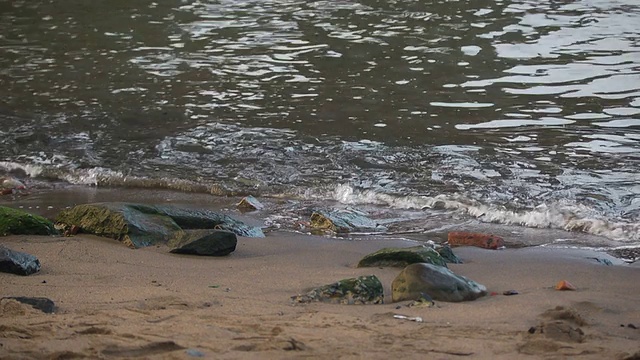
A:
<box><xmin>518</xmin><ymin>306</ymin><xmax>589</xmax><ymax>356</ymax></box>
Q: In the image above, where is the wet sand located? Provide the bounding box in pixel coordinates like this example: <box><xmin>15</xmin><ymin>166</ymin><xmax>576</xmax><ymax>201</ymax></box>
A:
<box><xmin>1</xmin><ymin>230</ymin><xmax>639</xmax><ymax>359</ymax></box>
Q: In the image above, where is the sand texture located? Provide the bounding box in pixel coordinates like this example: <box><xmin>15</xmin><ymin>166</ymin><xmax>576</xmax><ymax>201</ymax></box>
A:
<box><xmin>1</xmin><ymin>232</ymin><xmax>639</xmax><ymax>359</ymax></box>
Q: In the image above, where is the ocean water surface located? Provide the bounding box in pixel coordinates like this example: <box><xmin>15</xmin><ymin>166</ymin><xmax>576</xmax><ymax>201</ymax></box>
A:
<box><xmin>1</xmin><ymin>0</ymin><xmax>639</xmax><ymax>252</ymax></box>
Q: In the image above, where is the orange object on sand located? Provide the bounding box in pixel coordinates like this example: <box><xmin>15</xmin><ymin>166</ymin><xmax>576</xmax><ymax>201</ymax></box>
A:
<box><xmin>447</xmin><ymin>232</ymin><xmax>505</xmax><ymax>250</ymax></box>
<box><xmin>555</xmin><ymin>280</ymin><xmax>576</xmax><ymax>291</ymax></box>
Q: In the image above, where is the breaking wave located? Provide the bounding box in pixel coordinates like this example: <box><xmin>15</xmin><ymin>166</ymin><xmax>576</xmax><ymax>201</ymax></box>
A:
<box><xmin>326</xmin><ymin>184</ymin><xmax>640</xmax><ymax>243</ymax></box>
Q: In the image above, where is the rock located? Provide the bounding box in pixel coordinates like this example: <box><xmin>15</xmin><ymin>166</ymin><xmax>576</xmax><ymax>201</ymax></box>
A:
<box><xmin>1</xmin><ymin>297</ymin><xmax>55</xmax><ymax>313</ymax></box>
<box><xmin>0</xmin><ymin>206</ymin><xmax>58</xmax><ymax>236</ymax></box>
<box><xmin>436</xmin><ymin>244</ymin><xmax>462</xmax><ymax>264</ymax></box>
<box><xmin>0</xmin><ymin>245</ymin><xmax>41</xmax><ymax>275</ymax></box>
<box><xmin>555</xmin><ymin>280</ymin><xmax>576</xmax><ymax>291</ymax></box>
<box><xmin>138</xmin><ymin>204</ymin><xmax>264</xmax><ymax>238</ymax></box>
<box><xmin>357</xmin><ymin>245</ymin><xmax>448</xmax><ymax>268</ymax></box>
<box><xmin>237</xmin><ymin>195</ymin><xmax>264</xmax><ymax>211</ymax></box>
<box><xmin>447</xmin><ymin>231</ymin><xmax>504</xmax><ymax>249</ymax></box>
<box><xmin>55</xmin><ymin>203</ymin><xmax>264</xmax><ymax>249</ymax></box>
<box><xmin>407</xmin><ymin>292</ymin><xmax>435</xmax><ymax>308</ymax></box>
<box><xmin>587</xmin><ymin>257</ymin><xmax>613</xmax><ymax>266</ymax></box>
<box><xmin>169</xmin><ymin>230</ymin><xmax>237</xmax><ymax>256</ymax></box>
<box><xmin>310</xmin><ymin>209</ymin><xmax>386</xmax><ymax>234</ymax></box>
<box><xmin>292</xmin><ymin>275</ymin><xmax>384</xmax><ymax>305</ymax></box>
<box><xmin>392</xmin><ymin>263</ymin><xmax>487</xmax><ymax>302</ymax></box>
<box><xmin>0</xmin><ymin>177</ymin><xmax>26</xmax><ymax>195</ymax></box>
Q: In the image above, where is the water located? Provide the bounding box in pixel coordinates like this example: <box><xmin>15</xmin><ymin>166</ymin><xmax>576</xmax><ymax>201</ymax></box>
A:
<box><xmin>1</xmin><ymin>0</ymin><xmax>639</xmax><ymax>250</ymax></box>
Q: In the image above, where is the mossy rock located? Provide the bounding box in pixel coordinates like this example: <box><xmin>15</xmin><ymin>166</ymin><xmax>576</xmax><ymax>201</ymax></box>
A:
<box><xmin>392</xmin><ymin>263</ymin><xmax>487</xmax><ymax>302</ymax></box>
<box><xmin>310</xmin><ymin>209</ymin><xmax>386</xmax><ymax>233</ymax></box>
<box><xmin>55</xmin><ymin>203</ymin><xmax>264</xmax><ymax>249</ymax></box>
<box><xmin>0</xmin><ymin>206</ymin><xmax>58</xmax><ymax>236</ymax></box>
<box><xmin>357</xmin><ymin>245</ymin><xmax>448</xmax><ymax>268</ymax></box>
<box><xmin>292</xmin><ymin>275</ymin><xmax>384</xmax><ymax>305</ymax></box>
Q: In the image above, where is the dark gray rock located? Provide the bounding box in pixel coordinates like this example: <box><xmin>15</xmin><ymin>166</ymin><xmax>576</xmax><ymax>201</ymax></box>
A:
<box><xmin>2</xmin><ymin>297</ymin><xmax>55</xmax><ymax>313</ymax></box>
<box><xmin>437</xmin><ymin>245</ymin><xmax>463</xmax><ymax>264</ymax></box>
<box><xmin>392</xmin><ymin>263</ymin><xmax>487</xmax><ymax>303</ymax></box>
<box><xmin>55</xmin><ymin>203</ymin><xmax>264</xmax><ymax>249</ymax></box>
<box><xmin>169</xmin><ymin>230</ymin><xmax>237</xmax><ymax>256</ymax></box>
<box><xmin>310</xmin><ymin>209</ymin><xmax>386</xmax><ymax>234</ymax></box>
<box><xmin>0</xmin><ymin>245</ymin><xmax>41</xmax><ymax>275</ymax></box>
<box><xmin>357</xmin><ymin>245</ymin><xmax>448</xmax><ymax>268</ymax></box>
<box><xmin>292</xmin><ymin>275</ymin><xmax>384</xmax><ymax>305</ymax></box>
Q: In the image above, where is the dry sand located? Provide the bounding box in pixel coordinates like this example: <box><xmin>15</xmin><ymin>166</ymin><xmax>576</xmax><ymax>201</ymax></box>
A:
<box><xmin>1</xmin><ymin>231</ymin><xmax>639</xmax><ymax>359</ymax></box>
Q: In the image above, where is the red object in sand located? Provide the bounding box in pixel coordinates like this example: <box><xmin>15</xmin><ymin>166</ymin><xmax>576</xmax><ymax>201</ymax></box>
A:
<box><xmin>447</xmin><ymin>232</ymin><xmax>505</xmax><ymax>250</ymax></box>
<box><xmin>555</xmin><ymin>280</ymin><xmax>577</xmax><ymax>291</ymax></box>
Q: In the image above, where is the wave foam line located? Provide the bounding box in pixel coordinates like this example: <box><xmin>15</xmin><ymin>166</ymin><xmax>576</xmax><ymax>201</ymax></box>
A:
<box><xmin>330</xmin><ymin>184</ymin><xmax>640</xmax><ymax>242</ymax></box>
<box><xmin>0</xmin><ymin>162</ymin><xmax>253</xmax><ymax>196</ymax></box>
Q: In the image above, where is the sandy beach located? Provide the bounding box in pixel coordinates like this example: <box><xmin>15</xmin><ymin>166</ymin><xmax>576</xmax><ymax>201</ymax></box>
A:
<box><xmin>1</xmin><ymin>228</ymin><xmax>639</xmax><ymax>359</ymax></box>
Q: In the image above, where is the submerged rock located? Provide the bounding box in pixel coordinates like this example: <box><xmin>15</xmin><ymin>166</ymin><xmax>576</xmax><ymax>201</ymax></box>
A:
<box><xmin>310</xmin><ymin>209</ymin><xmax>386</xmax><ymax>234</ymax></box>
<box><xmin>292</xmin><ymin>275</ymin><xmax>384</xmax><ymax>305</ymax></box>
<box><xmin>357</xmin><ymin>245</ymin><xmax>448</xmax><ymax>268</ymax></box>
<box><xmin>169</xmin><ymin>230</ymin><xmax>237</xmax><ymax>256</ymax></box>
<box><xmin>447</xmin><ymin>231</ymin><xmax>505</xmax><ymax>250</ymax></box>
<box><xmin>1</xmin><ymin>297</ymin><xmax>56</xmax><ymax>313</ymax></box>
<box><xmin>392</xmin><ymin>263</ymin><xmax>487</xmax><ymax>303</ymax></box>
<box><xmin>237</xmin><ymin>195</ymin><xmax>264</xmax><ymax>211</ymax></box>
<box><xmin>0</xmin><ymin>177</ymin><xmax>26</xmax><ymax>195</ymax></box>
<box><xmin>55</xmin><ymin>203</ymin><xmax>263</xmax><ymax>249</ymax></box>
<box><xmin>0</xmin><ymin>245</ymin><xmax>41</xmax><ymax>275</ymax></box>
<box><xmin>0</xmin><ymin>207</ymin><xmax>58</xmax><ymax>236</ymax></box>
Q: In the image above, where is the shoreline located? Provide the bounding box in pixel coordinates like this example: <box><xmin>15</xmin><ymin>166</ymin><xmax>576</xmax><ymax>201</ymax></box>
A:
<box><xmin>1</xmin><ymin>184</ymin><xmax>639</xmax><ymax>262</ymax></box>
<box><xmin>1</xmin><ymin>229</ymin><xmax>639</xmax><ymax>359</ymax></box>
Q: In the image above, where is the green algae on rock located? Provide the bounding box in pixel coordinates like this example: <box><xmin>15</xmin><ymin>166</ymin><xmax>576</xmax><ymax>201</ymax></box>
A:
<box><xmin>357</xmin><ymin>245</ymin><xmax>448</xmax><ymax>268</ymax></box>
<box><xmin>56</xmin><ymin>203</ymin><xmax>264</xmax><ymax>249</ymax></box>
<box><xmin>0</xmin><ymin>206</ymin><xmax>58</xmax><ymax>236</ymax></box>
<box><xmin>292</xmin><ymin>275</ymin><xmax>384</xmax><ymax>305</ymax></box>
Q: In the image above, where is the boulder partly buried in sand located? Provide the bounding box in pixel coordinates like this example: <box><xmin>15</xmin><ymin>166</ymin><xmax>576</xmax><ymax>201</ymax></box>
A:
<box><xmin>55</xmin><ymin>203</ymin><xmax>264</xmax><ymax>249</ymax></box>
<box><xmin>0</xmin><ymin>245</ymin><xmax>41</xmax><ymax>276</ymax></box>
<box><xmin>447</xmin><ymin>231</ymin><xmax>505</xmax><ymax>250</ymax></box>
<box><xmin>0</xmin><ymin>206</ymin><xmax>58</xmax><ymax>236</ymax></box>
<box><xmin>357</xmin><ymin>245</ymin><xmax>448</xmax><ymax>268</ymax></box>
<box><xmin>310</xmin><ymin>209</ymin><xmax>386</xmax><ymax>234</ymax></box>
<box><xmin>392</xmin><ymin>263</ymin><xmax>487</xmax><ymax>303</ymax></box>
<box><xmin>292</xmin><ymin>275</ymin><xmax>384</xmax><ymax>305</ymax></box>
<box><xmin>168</xmin><ymin>230</ymin><xmax>237</xmax><ymax>256</ymax></box>
<box><xmin>1</xmin><ymin>297</ymin><xmax>56</xmax><ymax>314</ymax></box>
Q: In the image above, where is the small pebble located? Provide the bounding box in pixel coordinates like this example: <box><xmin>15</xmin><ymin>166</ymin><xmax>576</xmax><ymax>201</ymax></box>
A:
<box><xmin>186</xmin><ymin>349</ymin><xmax>205</xmax><ymax>357</ymax></box>
<box><xmin>555</xmin><ymin>280</ymin><xmax>576</xmax><ymax>291</ymax></box>
<box><xmin>528</xmin><ymin>327</ymin><xmax>536</xmax><ymax>334</ymax></box>
<box><xmin>503</xmin><ymin>290</ymin><xmax>519</xmax><ymax>296</ymax></box>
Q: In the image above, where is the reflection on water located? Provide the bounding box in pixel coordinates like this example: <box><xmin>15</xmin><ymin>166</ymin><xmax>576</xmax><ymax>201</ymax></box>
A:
<box><xmin>0</xmin><ymin>0</ymin><xmax>639</xmax><ymax>243</ymax></box>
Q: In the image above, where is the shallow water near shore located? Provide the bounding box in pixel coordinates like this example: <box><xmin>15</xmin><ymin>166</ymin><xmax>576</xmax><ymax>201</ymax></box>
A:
<box><xmin>1</xmin><ymin>185</ymin><xmax>638</xmax><ymax>263</ymax></box>
<box><xmin>1</xmin><ymin>0</ymin><xmax>639</xmax><ymax>247</ymax></box>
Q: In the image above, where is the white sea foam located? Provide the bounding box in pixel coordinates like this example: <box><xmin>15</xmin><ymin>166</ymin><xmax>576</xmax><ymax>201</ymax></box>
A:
<box><xmin>330</xmin><ymin>184</ymin><xmax>640</xmax><ymax>243</ymax></box>
<box><xmin>0</xmin><ymin>161</ymin><xmax>45</xmax><ymax>177</ymax></box>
